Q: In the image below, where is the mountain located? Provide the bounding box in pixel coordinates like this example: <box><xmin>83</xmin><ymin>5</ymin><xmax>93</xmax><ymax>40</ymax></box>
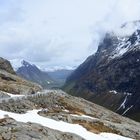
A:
<box><xmin>47</xmin><ymin>69</ymin><xmax>73</xmax><ymax>86</ymax></box>
<box><xmin>16</xmin><ymin>60</ymin><xmax>55</xmax><ymax>88</ymax></box>
<box><xmin>0</xmin><ymin>57</ymin><xmax>140</xmax><ymax>139</ymax></box>
<box><xmin>0</xmin><ymin>57</ymin><xmax>42</xmax><ymax>95</ymax></box>
<box><xmin>64</xmin><ymin>21</ymin><xmax>140</xmax><ymax>122</ymax></box>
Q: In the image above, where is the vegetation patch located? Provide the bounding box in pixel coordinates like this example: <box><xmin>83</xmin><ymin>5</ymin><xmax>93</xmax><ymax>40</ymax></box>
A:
<box><xmin>73</xmin><ymin>119</ymin><xmax>122</xmax><ymax>135</ymax></box>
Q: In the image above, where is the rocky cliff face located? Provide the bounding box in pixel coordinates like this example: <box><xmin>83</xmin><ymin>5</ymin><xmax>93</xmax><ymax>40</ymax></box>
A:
<box><xmin>64</xmin><ymin>23</ymin><xmax>140</xmax><ymax>122</ymax></box>
<box><xmin>0</xmin><ymin>57</ymin><xmax>15</xmax><ymax>74</ymax></box>
<box><xmin>0</xmin><ymin>117</ymin><xmax>83</xmax><ymax>140</ymax></box>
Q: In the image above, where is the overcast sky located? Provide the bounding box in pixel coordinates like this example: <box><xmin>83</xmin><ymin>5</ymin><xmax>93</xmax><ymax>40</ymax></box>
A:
<box><xmin>0</xmin><ymin>0</ymin><xmax>140</xmax><ymax>70</ymax></box>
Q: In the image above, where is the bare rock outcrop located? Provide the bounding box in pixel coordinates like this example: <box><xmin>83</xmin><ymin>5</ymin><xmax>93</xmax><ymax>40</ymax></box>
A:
<box><xmin>0</xmin><ymin>57</ymin><xmax>15</xmax><ymax>74</ymax></box>
<box><xmin>0</xmin><ymin>117</ymin><xmax>84</xmax><ymax>140</ymax></box>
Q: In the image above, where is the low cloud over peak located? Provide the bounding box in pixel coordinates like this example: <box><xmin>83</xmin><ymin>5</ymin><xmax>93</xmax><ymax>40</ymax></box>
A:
<box><xmin>0</xmin><ymin>0</ymin><xmax>140</xmax><ymax>69</ymax></box>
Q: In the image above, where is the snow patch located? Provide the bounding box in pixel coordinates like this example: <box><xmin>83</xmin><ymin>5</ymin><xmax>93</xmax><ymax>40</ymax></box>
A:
<box><xmin>70</xmin><ymin>114</ymin><xmax>97</xmax><ymax>120</ymax></box>
<box><xmin>110</xmin><ymin>41</ymin><xmax>131</xmax><ymax>59</ymax></box>
<box><xmin>109</xmin><ymin>90</ymin><xmax>118</xmax><ymax>94</ymax></box>
<box><xmin>122</xmin><ymin>105</ymin><xmax>133</xmax><ymax>116</ymax></box>
<box><xmin>117</xmin><ymin>96</ymin><xmax>128</xmax><ymax>111</ymax></box>
<box><xmin>0</xmin><ymin>109</ymin><xmax>133</xmax><ymax>140</ymax></box>
<box><xmin>63</xmin><ymin>109</ymin><xmax>69</xmax><ymax>113</ymax></box>
<box><xmin>100</xmin><ymin>133</ymin><xmax>133</xmax><ymax>140</ymax></box>
<box><xmin>6</xmin><ymin>93</ymin><xmax>25</xmax><ymax>98</ymax></box>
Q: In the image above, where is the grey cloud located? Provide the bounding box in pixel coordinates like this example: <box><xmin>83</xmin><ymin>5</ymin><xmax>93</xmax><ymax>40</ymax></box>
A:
<box><xmin>0</xmin><ymin>0</ymin><xmax>140</xmax><ymax>69</ymax></box>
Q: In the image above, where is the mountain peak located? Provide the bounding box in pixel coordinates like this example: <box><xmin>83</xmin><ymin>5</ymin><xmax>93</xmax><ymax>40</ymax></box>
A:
<box><xmin>64</xmin><ymin>22</ymin><xmax>140</xmax><ymax>122</ymax></box>
<box><xmin>21</xmin><ymin>60</ymin><xmax>32</xmax><ymax>67</ymax></box>
<box><xmin>17</xmin><ymin>60</ymin><xmax>55</xmax><ymax>88</ymax></box>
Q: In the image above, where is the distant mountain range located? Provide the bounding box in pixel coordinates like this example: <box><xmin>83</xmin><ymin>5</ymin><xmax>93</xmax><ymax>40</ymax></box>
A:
<box><xmin>64</xmin><ymin>21</ymin><xmax>140</xmax><ymax>122</ymax></box>
<box><xmin>16</xmin><ymin>60</ymin><xmax>73</xmax><ymax>88</ymax></box>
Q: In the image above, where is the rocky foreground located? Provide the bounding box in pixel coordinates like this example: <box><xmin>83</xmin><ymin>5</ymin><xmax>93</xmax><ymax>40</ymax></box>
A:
<box><xmin>0</xmin><ymin>90</ymin><xmax>139</xmax><ymax>140</ymax></box>
<box><xmin>0</xmin><ymin>117</ymin><xmax>83</xmax><ymax>140</ymax></box>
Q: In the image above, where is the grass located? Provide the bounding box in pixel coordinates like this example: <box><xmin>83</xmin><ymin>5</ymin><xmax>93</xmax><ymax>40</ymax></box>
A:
<box><xmin>73</xmin><ymin>119</ymin><xmax>122</xmax><ymax>135</ymax></box>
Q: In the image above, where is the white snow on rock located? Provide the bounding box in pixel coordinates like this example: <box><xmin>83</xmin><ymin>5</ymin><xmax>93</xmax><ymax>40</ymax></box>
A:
<box><xmin>63</xmin><ymin>109</ymin><xmax>70</xmax><ymax>112</ymax></box>
<box><xmin>110</xmin><ymin>32</ymin><xmax>140</xmax><ymax>59</ymax></box>
<box><xmin>109</xmin><ymin>22</ymin><xmax>140</xmax><ymax>60</ymax></box>
<box><xmin>100</xmin><ymin>133</ymin><xmax>133</xmax><ymax>140</ymax></box>
<box><xmin>6</xmin><ymin>93</ymin><xmax>25</xmax><ymax>98</ymax></box>
<box><xmin>109</xmin><ymin>90</ymin><xmax>118</xmax><ymax>94</ymax></box>
<box><xmin>0</xmin><ymin>109</ymin><xmax>133</xmax><ymax>140</ymax></box>
<box><xmin>110</xmin><ymin>40</ymin><xmax>131</xmax><ymax>59</ymax></box>
<box><xmin>122</xmin><ymin>105</ymin><xmax>134</xmax><ymax>116</ymax></box>
<box><xmin>117</xmin><ymin>96</ymin><xmax>128</xmax><ymax>111</ymax></box>
<box><xmin>70</xmin><ymin>114</ymin><xmax>97</xmax><ymax>120</ymax></box>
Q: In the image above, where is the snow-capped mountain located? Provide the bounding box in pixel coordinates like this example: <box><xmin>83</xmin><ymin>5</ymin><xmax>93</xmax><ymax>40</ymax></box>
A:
<box><xmin>16</xmin><ymin>60</ymin><xmax>55</xmax><ymax>88</ymax></box>
<box><xmin>109</xmin><ymin>29</ymin><xmax>140</xmax><ymax>59</ymax></box>
<box><xmin>64</xmin><ymin>21</ymin><xmax>140</xmax><ymax>122</ymax></box>
<box><xmin>16</xmin><ymin>60</ymin><xmax>73</xmax><ymax>88</ymax></box>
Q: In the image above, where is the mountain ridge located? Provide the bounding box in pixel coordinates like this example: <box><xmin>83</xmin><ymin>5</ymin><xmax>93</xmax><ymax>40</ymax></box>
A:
<box><xmin>16</xmin><ymin>60</ymin><xmax>55</xmax><ymax>88</ymax></box>
<box><xmin>64</xmin><ymin>21</ymin><xmax>140</xmax><ymax>122</ymax></box>
<box><xmin>17</xmin><ymin>60</ymin><xmax>73</xmax><ymax>88</ymax></box>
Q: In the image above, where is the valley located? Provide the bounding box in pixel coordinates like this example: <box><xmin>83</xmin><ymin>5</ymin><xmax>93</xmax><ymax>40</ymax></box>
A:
<box><xmin>0</xmin><ymin>1</ymin><xmax>140</xmax><ymax>139</ymax></box>
<box><xmin>0</xmin><ymin>57</ymin><xmax>139</xmax><ymax>140</ymax></box>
